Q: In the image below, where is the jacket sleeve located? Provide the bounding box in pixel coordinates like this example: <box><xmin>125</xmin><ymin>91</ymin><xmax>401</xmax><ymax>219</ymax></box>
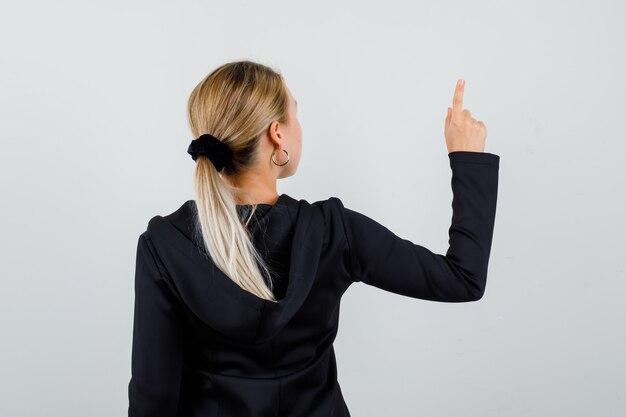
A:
<box><xmin>340</xmin><ymin>151</ymin><xmax>500</xmax><ymax>302</ymax></box>
<box><xmin>128</xmin><ymin>232</ymin><xmax>183</xmax><ymax>416</ymax></box>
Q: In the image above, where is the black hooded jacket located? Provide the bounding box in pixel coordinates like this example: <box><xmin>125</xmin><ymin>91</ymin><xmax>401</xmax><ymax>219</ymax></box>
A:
<box><xmin>128</xmin><ymin>150</ymin><xmax>500</xmax><ymax>416</ymax></box>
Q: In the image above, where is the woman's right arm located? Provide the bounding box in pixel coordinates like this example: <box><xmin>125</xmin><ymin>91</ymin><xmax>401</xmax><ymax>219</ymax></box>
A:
<box><xmin>339</xmin><ymin>150</ymin><xmax>500</xmax><ymax>302</ymax></box>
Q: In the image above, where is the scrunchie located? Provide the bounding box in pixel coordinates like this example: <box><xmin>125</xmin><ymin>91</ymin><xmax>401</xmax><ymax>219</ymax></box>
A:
<box><xmin>187</xmin><ymin>133</ymin><xmax>233</xmax><ymax>172</ymax></box>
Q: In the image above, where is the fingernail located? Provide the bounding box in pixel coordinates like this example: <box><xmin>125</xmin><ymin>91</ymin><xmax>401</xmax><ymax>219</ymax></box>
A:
<box><xmin>460</xmin><ymin>79</ymin><xmax>465</xmax><ymax>86</ymax></box>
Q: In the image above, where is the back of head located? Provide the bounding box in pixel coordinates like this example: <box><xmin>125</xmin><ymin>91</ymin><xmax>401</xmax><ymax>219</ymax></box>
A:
<box><xmin>187</xmin><ymin>59</ymin><xmax>290</xmax><ymax>302</ymax></box>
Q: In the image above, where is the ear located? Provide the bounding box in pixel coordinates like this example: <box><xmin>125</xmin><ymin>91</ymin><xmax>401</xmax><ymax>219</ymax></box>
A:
<box><xmin>268</xmin><ymin>120</ymin><xmax>284</xmax><ymax>145</ymax></box>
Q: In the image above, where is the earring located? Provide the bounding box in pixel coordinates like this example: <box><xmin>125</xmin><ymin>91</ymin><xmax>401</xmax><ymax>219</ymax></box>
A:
<box><xmin>271</xmin><ymin>149</ymin><xmax>290</xmax><ymax>166</ymax></box>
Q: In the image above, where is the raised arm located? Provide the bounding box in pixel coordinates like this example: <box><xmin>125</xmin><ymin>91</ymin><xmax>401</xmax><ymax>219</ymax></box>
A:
<box><xmin>340</xmin><ymin>150</ymin><xmax>500</xmax><ymax>302</ymax></box>
<box><xmin>128</xmin><ymin>233</ymin><xmax>183</xmax><ymax>416</ymax></box>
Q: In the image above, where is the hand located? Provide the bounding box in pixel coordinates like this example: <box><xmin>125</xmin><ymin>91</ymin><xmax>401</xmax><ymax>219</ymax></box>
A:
<box><xmin>444</xmin><ymin>79</ymin><xmax>487</xmax><ymax>153</ymax></box>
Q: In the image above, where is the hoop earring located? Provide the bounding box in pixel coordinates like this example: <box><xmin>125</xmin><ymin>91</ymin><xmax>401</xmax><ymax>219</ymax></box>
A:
<box><xmin>271</xmin><ymin>149</ymin><xmax>290</xmax><ymax>166</ymax></box>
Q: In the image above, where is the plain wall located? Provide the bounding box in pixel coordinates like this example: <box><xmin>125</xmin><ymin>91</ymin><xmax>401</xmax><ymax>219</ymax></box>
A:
<box><xmin>1</xmin><ymin>0</ymin><xmax>624</xmax><ymax>416</ymax></box>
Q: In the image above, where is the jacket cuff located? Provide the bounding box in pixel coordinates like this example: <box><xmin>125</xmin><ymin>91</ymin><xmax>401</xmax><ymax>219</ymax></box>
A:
<box><xmin>448</xmin><ymin>151</ymin><xmax>500</xmax><ymax>166</ymax></box>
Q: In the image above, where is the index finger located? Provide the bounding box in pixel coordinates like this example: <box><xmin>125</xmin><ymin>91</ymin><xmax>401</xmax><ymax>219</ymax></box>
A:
<box><xmin>452</xmin><ymin>79</ymin><xmax>465</xmax><ymax>120</ymax></box>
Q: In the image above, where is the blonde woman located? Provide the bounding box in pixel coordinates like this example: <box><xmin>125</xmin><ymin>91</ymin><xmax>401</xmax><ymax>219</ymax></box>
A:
<box><xmin>127</xmin><ymin>60</ymin><xmax>500</xmax><ymax>417</ymax></box>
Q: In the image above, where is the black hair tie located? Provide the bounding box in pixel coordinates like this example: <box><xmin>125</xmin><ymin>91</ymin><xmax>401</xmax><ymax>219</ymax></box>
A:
<box><xmin>187</xmin><ymin>133</ymin><xmax>233</xmax><ymax>172</ymax></box>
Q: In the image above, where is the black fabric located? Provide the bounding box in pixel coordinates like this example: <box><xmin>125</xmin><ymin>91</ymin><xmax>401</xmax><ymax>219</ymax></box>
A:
<box><xmin>128</xmin><ymin>150</ymin><xmax>500</xmax><ymax>416</ymax></box>
<box><xmin>187</xmin><ymin>133</ymin><xmax>233</xmax><ymax>171</ymax></box>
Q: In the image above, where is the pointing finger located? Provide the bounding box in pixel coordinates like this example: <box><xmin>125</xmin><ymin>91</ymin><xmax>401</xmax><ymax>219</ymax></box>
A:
<box><xmin>452</xmin><ymin>79</ymin><xmax>465</xmax><ymax>120</ymax></box>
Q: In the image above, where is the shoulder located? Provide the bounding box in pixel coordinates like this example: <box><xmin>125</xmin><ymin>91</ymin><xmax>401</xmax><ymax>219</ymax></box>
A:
<box><xmin>135</xmin><ymin>201</ymin><xmax>195</xmax><ymax>277</ymax></box>
<box><xmin>286</xmin><ymin>195</ymin><xmax>348</xmax><ymax>222</ymax></box>
<box><xmin>310</xmin><ymin>196</ymin><xmax>347</xmax><ymax>218</ymax></box>
<box><xmin>296</xmin><ymin>196</ymin><xmax>351</xmax><ymax>249</ymax></box>
<box><xmin>280</xmin><ymin>194</ymin><xmax>347</xmax><ymax>223</ymax></box>
<box><xmin>142</xmin><ymin>200</ymin><xmax>196</xmax><ymax>240</ymax></box>
<box><xmin>287</xmin><ymin>194</ymin><xmax>346</xmax><ymax>212</ymax></box>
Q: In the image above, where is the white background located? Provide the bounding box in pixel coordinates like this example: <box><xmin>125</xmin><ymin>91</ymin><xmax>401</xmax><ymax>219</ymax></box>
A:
<box><xmin>1</xmin><ymin>1</ymin><xmax>625</xmax><ymax>416</ymax></box>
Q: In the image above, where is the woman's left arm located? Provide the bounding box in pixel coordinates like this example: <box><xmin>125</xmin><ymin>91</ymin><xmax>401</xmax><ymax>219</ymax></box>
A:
<box><xmin>128</xmin><ymin>232</ymin><xmax>183</xmax><ymax>417</ymax></box>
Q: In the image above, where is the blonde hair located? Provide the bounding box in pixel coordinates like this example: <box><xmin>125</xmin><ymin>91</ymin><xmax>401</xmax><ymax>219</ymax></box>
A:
<box><xmin>186</xmin><ymin>59</ymin><xmax>290</xmax><ymax>302</ymax></box>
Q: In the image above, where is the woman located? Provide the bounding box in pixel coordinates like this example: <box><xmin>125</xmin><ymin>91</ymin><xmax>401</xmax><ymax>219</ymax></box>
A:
<box><xmin>128</xmin><ymin>60</ymin><xmax>500</xmax><ymax>416</ymax></box>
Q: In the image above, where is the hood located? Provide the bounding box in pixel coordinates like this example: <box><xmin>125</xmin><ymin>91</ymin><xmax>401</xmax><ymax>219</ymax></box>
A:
<box><xmin>144</xmin><ymin>194</ymin><xmax>325</xmax><ymax>345</ymax></box>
